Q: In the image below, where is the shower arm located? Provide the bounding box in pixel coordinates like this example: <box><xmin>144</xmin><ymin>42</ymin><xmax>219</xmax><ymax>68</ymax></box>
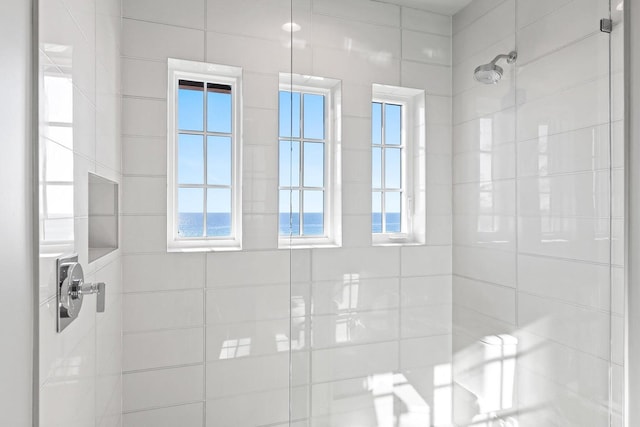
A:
<box><xmin>489</xmin><ymin>51</ymin><xmax>518</xmax><ymax>65</ymax></box>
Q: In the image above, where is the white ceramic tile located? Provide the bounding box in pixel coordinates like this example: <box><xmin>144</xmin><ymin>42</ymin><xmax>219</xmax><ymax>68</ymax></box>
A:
<box><xmin>123</xmin><ymin>365</ymin><xmax>204</xmax><ymax>412</ymax></box>
<box><xmin>206</xmin><ymin>31</ymin><xmax>301</xmax><ymax>75</ymax></box>
<box><xmin>121</xmin><ymin>215</ymin><xmax>166</xmax><ymax>253</ymax></box>
<box><xmin>518</xmin><ymin>293</ymin><xmax>611</xmax><ymax>360</ymax></box>
<box><xmin>516</xmin><ymin>0</ymin><xmax>606</xmax><ymax>65</ymax></box>
<box><xmin>206</xmin><ymin>283</ymin><xmax>290</xmax><ymax>323</ymax></box>
<box><xmin>516</xmin><ymin>0</ymin><xmax>572</xmax><ymax>30</ymax></box>
<box><xmin>452</xmin><ymin>0</ymin><xmax>514</xmax><ymax>65</ymax></box>
<box><xmin>314</xmin><ymin>0</ymin><xmax>399</xmax><ymax>27</ymax></box>
<box><xmin>452</xmin><ymin>0</ymin><xmax>505</xmax><ymax>35</ymax></box>
<box><xmin>401</xmin><ymin>304</ymin><xmax>452</xmax><ymax>338</ymax></box>
<box><xmin>517</xmin><ymin>171</ymin><xmax>609</xmax><ymax>218</ymax></box>
<box><xmin>453</xmin><ymin>245</ymin><xmax>516</xmax><ymax>287</ymax></box>
<box><xmin>206</xmin><ymin>318</ymin><xmax>290</xmax><ymax>360</ymax></box>
<box><xmin>453</xmin><ymin>214</ymin><xmax>516</xmax><ymax>250</ymax></box>
<box><xmin>122</xmin><ymin>58</ymin><xmax>167</xmax><ymax>99</ymax></box>
<box><xmin>124</xmin><ymin>0</ymin><xmax>205</xmax><ymax>29</ymax></box>
<box><xmin>402</xmin><ymin>30</ymin><xmax>451</xmax><ymax>66</ymax></box>
<box><xmin>454</xmin><ymin>180</ymin><xmax>515</xmax><ymax>215</ymax></box>
<box><xmin>124</xmin><ymin>290</ymin><xmax>204</xmax><ymax>332</ymax></box>
<box><xmin>207</xmin><ymin>0</ymin><xmax>310</xmax><ymax>42</ymax></box>
<box><xmin>516</xmin><ymin>33</ymin><xmax>609</xmax><ymax>105</ymax></box>
<box><xmin>312</xmin><ymin>246</ymin><xmax>400</xmax><ymax>281</ymax></box>
<box><xmin>517</xmin><ymin>124</ymin><xmax>610</xmax><ymax>178</ymax></box>
<box><xmin>453</xmin><ymin>276</ymin><xmax>515</xmax><ymax>324</ymax></box>
<box><xmin>426</xmin><ymin>215</ymin><xmax>453</xmax><ymax>246</ymax></box>
<box><xmin>401</xmin><ymin>61</ymin><xmax>451</xmax><ymax>97</ymax></box>
<box><xmin>453</xmin><ymin>76</ymin><xmax>515</xmax><ymax>125</ymax></box>
<box><xmin>122</xmin><ymin>18</ymin><xmax>204</xmax><ymax>61</ymax></box>
<box><xmin>312</xmin><ymin>14</ymin><xmax>400</xmax><ymax>59</ymax></box>
<box><xmin>124</xmin><ymin>327</ymin><xmax>204</xmax><ymax>371</ymax></box>
<box><xmin>123</xmin><ymin>253</ymin><xmax>205</xmax><ymax>292</ymax></box>
<box><xmin>244</xmin><ymin>72</ymin><xmax>279</xmax><ymax>110</ymax></box>
<box><xmin>207</xmin><ymin>353</ymin><xmax>289</xmax><ymax>398</ymax></box>
<box><xmin>206</xmin><ymin>250</ymin><xmax>291</xmax><ymax>286</ymax></box>
<box><xmin>122</xmin><ymin>176</ymin><xmax>166</xmax><ymax>215</ymax></box>
<box><xmin>242</xmin><ymin>213</ymin><xmax>279</xmax><ymax>250</ymax></box>
<box><xmin>518</xmin><ymin>216</ymin><xmax>610</xmax><ymax>263</ymax></box>
<box><xmin>453</xmin><ymin>108</ymin><xmax>515</xmax><ymax>153</ymax></box>
<box><xmin>516</xmin><ymin>78</ymin><xmax>609</xmax><ymax>142</ymax></box>
<box><xmin>401</xmin><ymin>275</ymin><xmax>452</xmax><ymax>307</ymax></box>
<box><xmin>313</xmin><ymin>277</ymin><xmax>399</xmax><ymax>315</ymax></box>
<box><xmin>123</xmin><ymin>403</ymin><xmax>204</xmax><ymax>427</ymax></box>
<box><xmin>312</xmin><ymin>46</ymin><xmax>400</xmax><ymax>86</ymax></box>
<box><xmin>311</xmin><ymin>341</ymin><xmax>399</xmax><ymax>383</ymax></box>
<box><xmin>401</xmin><ymin>7</ymin><xmax>451</xmax><ymax>36</ymax></box>
<box><xmin>313</xmin><ymin>309</ymin><xmax>399</xmax><ymax>348</ymax></box>
<box><xmin>205</xmin><ymin>388</ymin><xmax>289</xmax><ymax>427</ymax></box>
<box><xmin>122</xmin><ymin>137</ymin><xmax>167</xmax><ymax>176</ymax></box>
<box><xmin>122</xmin><ymin>97</ymin><xmax>166</xmax><ymax>137</ymax></box>
<box><xmin>401</xmin><ymin>245</ymin><xmax>452</xmax><ymax>277</ymax></box>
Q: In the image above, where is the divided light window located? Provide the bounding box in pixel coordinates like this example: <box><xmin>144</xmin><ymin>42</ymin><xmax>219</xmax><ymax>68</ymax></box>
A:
<box><xmin>177</xmin><ymin>80</ymin><xmax>233</xmax><ymax>238</ymax></box>
<box><xmin>278</xmin><ymin>89</ymin><xmax>327</xmax><ymax>237</ymax></box>
<box><xmin>167</xmin><ymin>59</ymin><xmax>242</xmax><ymax>251</ymax></box>
<box><xmin>372</xmin><ymin>101</ymin><xmax>403</xmax><ymax>234</ymax></box>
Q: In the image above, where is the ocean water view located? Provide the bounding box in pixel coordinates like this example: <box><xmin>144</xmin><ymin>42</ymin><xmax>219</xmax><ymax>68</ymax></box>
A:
<box><xmin>178</xmin><ymin>212</ymin><xmax>401</xmax><ymax>237</ymax></box>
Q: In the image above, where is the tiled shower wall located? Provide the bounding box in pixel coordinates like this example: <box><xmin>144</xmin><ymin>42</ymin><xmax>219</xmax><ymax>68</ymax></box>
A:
<box><xmin>38</xmin><ymin>0</ymin><xmax>123</xmax><ymax>426</ymax></box>
<box><xmin>451</xmin><ymin>0</ymin><xmax>624</xmax><ymax>426</ymax></box>
<box><xmin>120</xmin><ymin>0</ymin><xmax>453</xmax><ymax>425</ymax></box>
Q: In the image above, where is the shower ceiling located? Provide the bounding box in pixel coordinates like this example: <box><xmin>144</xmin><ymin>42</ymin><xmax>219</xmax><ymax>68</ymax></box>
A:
<box><xmin>375</xmin><ymin>0</ymin><xmax>473</xmax><ymax>15</ymax></box>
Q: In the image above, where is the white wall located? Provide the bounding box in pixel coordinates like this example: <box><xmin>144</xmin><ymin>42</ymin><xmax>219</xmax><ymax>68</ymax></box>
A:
<box><xmin>452</xmin><ymin>0</ymin><xmax>624</xmax><ymax>425</ymax></box>
<box><xmin>120</xmin><ymin>0</ymin><xmax>453</xmax><ymax>426</ymax></box>
<box><xmin>0</xmin><ymin>0</ymin><xmax>35</xmax><ymax>425</ymax></box>
<box><xmin>38</xmin><ymin>0</ymin><xmax>123</xmax><ymax>425</ymax></box>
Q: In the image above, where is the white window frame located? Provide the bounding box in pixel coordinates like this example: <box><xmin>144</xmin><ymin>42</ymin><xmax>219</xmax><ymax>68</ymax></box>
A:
<box><xmin>167</xmin><ymin>58</ymin><xmax>243</xmax><ymax>252</ymax></box>
<box><xmin>278</xmin><ymin>73</ymin><xmax>342</xmax><ymax>248</ymax></box>
<box><xmin>372</xmin><ymin>84</ymin><xmax>426</xmax><ymax>246</ymax></box>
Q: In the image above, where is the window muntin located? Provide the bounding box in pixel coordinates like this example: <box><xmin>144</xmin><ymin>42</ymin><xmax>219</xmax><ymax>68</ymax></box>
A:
<box><xmin>167</xmin><ymin>59</ymin><xmax>242</xmax><ymax>251</ymax></box>
<box><xmin>279</xmin><ymin>90</ymin><xmax>328</xmax><ymax>238</ymax></box>
<box><xmin>372</xmin><ymin>101</ymin><xmax>404</xmax><ymax>234</ymax></box>
<box><xmin>176</xmin><ymin>80</ymin><xmax>234</xmax><ymax>239</ymax></box>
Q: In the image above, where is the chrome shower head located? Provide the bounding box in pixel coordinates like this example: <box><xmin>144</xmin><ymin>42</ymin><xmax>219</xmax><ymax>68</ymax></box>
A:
<box><xmin>474</xmin><ymin>50</ymin><xmax>517</xmax><ymax>84</ymax></box>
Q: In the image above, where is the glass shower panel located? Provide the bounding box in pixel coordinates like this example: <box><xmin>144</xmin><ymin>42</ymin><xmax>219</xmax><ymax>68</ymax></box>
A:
<box><xmin>290</xmin><ymin>1</ymin><xmax>620</xmax><ymax>427</ymax></box>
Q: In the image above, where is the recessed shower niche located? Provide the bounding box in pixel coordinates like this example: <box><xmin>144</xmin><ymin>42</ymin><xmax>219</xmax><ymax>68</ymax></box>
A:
<box><xmin>88</xmin><ymin>173</ymin><xmax>118</xmax><ymax>262</ymax></box>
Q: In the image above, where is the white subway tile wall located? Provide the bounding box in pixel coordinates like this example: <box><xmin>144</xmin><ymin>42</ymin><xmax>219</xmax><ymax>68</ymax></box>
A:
<box><xmin>121</xmin><ymin>0</ymin><xmax>452</xmax><ymax>425</ymax></box>
<box><xmin>39</xmin><ymin>0</ymin><xmax>122</xmax><ymax>426</ymax></box>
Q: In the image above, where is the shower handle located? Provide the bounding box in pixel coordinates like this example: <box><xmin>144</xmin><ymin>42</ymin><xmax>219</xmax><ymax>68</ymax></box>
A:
<box><xmin>57</xmin><ymin>254</ymin><xmax>107</xmax><ymax>332</ymax></box>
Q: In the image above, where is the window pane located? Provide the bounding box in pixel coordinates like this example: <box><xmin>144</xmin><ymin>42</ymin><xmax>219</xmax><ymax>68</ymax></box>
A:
<box><xmin>178</xmin><ymin>81</ymin><xmax>204</xmax><ymax>132</ymax></box>
<box><xmin>207</xmin><ymin>188</ymin><xmax>231</xmax><ymax>237</ymax></box>
<box><xmin>207</xmin><ymin>88</ymin><xmax>232</xmax><ymax>134</ymax></box>
<box><xmin>385</xmin><ymin>103</ymin><xmax>401</xmax><ymax>146</ymax></box>
<box><xmin>372</xmin><ymin>191</ymin><xmax>382</xmax><ymax>233</ymax></box>
<box><xmin>372</xmin><ymin>147</ymin><xmax>382</xmax><ymax>189</ymax></box>
<box><xmin>303</xmin><ymin>93</ymin><xmax>325</xmax><ymax>140</ymax></box>
<box><xmin>178</xmin><ymin>134</ymin><xmax>204</xmax><ymax>184</ymax></box>
<box><xmin>303</xmin><ymin>142</ymin><xmax>324</xmax><ymax>188</ymax></box>
<box><xmin>372</xmin><ymin>102</ymin><xmax>382</xmax><ymax>145</ymax></box>
<box><xmin>279</xmin><ymin>189</ymin><xmax>300</xmax><ymax>236</ymax></box>
<box><xmin>385</xmin><ymin>192</ymin><xmax>401</xmax><ymax>233</ymax></box>
<box><xmin>303</xmin><ymin>190</ymin><xmax>324</xmax><ymax>236</ymax></box>
<box><xmin>178</xmin><ymin>188</ymin><xmax>204</xmax><ymax>237</ymax></box>
<box><xmin>279</xmin><ymin>91</ymin><xmax>301</xmax><ymax>138</ymax></box>
<box><xmin>207</xmin><ymin>136</ymin><xmax>231</xmax><ymax>185</ymax></box>
<box><xmin>385</xmin><ymin>147</ymin><xmax>401</xmax><ymax>189</ymax></box>
<box><xmin>279</xmin><ymin>140</ymin><xmax>300</xmax><ymax>187</ymax></box>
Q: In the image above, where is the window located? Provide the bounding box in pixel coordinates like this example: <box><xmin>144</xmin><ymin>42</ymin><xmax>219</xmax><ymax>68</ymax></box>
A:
<box><xmin>167</xmin><ymin>59</ymin><xmax>242</xmax><ymax>251</ymax></box>
<box><xmin>279</xmin><ymin>74</ymin><xmax>342</xmax><ymax>247</ymax></box>
<box><xmin>372</xmin><ymin>84</ymin><xmax>426</xmax><ymax>245</ymax></box>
